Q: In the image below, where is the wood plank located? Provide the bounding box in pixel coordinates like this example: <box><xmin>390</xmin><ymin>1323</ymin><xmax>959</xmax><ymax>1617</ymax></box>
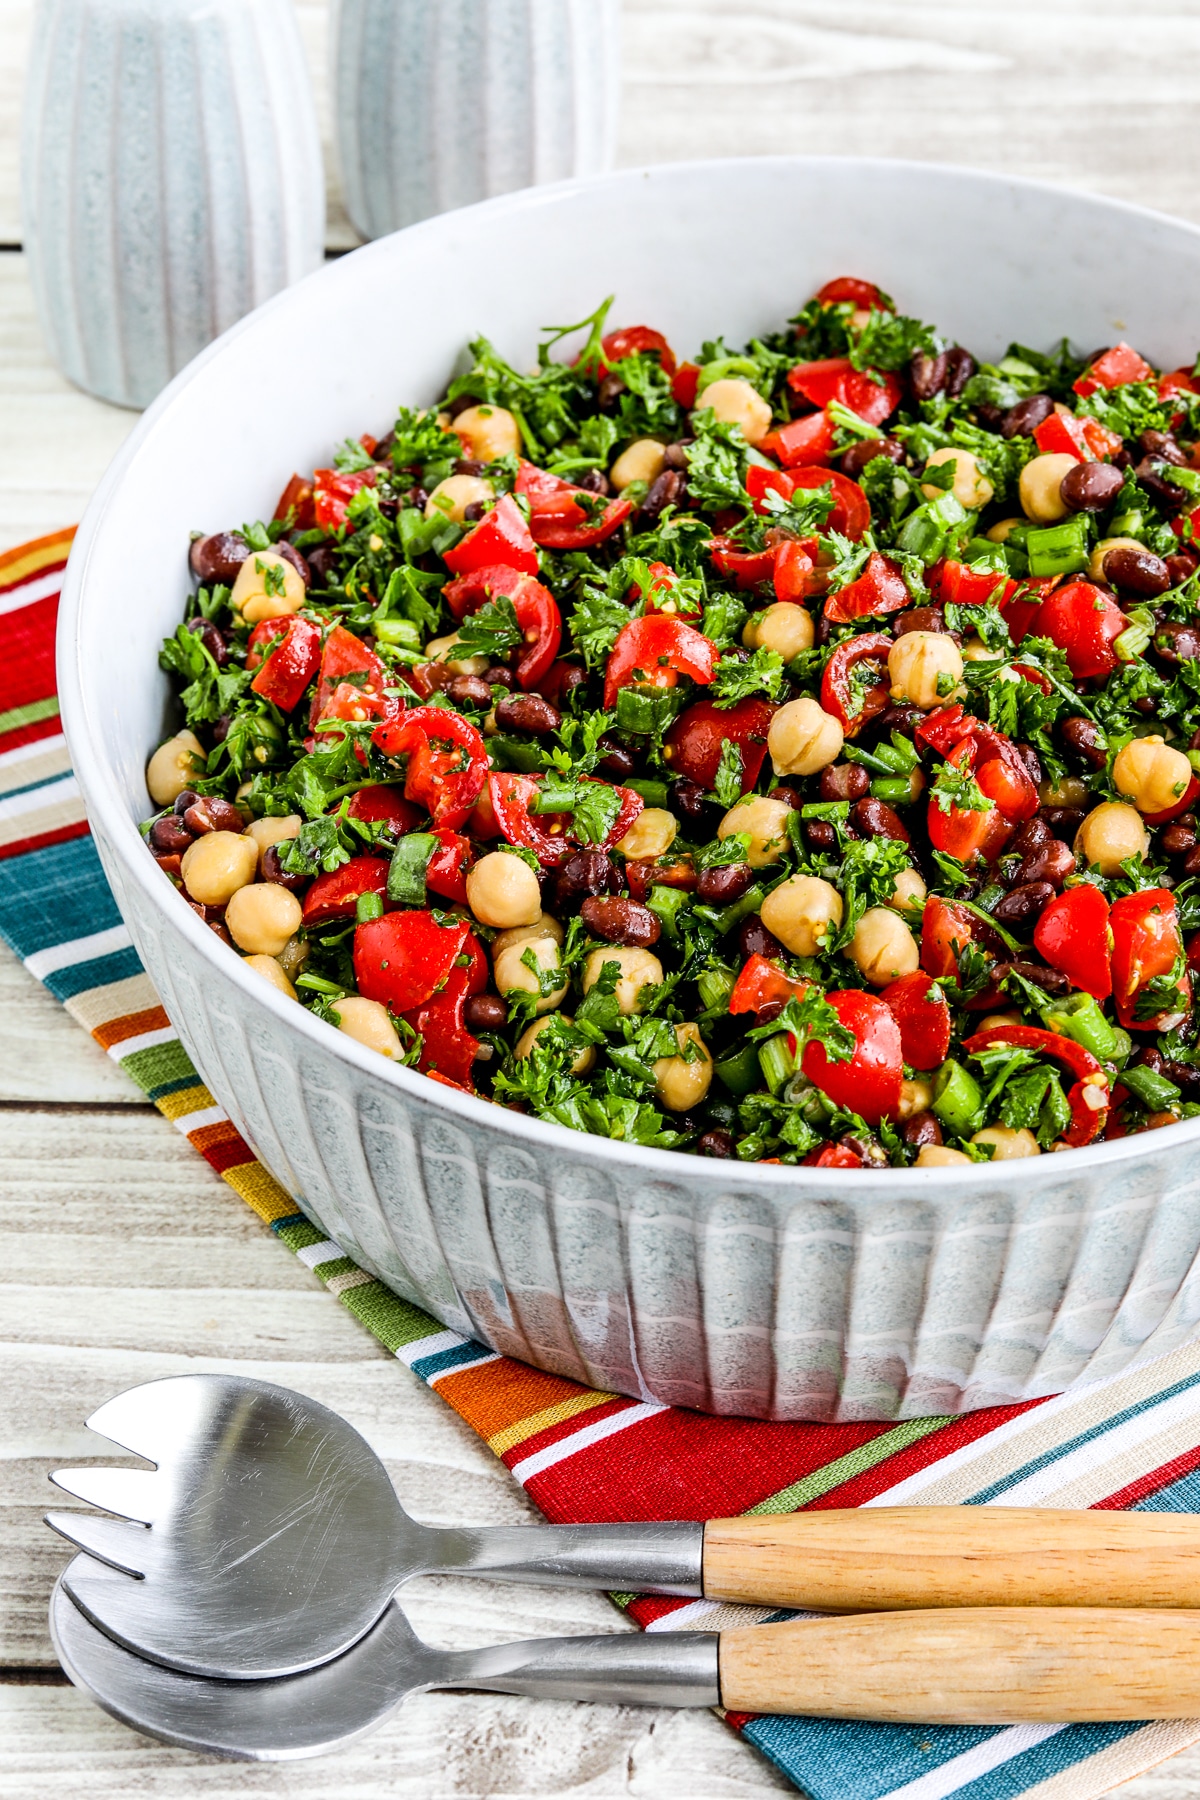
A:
<box><xmin>0</xmin><ymin>945</ymin><xmax>143</xmax><ymax>1105</ymax></box>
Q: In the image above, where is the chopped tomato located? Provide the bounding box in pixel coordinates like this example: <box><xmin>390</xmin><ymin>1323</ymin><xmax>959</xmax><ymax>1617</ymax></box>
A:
<box><xmin>1000</xmin><ymin>575</ymin><xmax>1059</xmax><ymax>648</ymax></box>
<box><xmin>787</xmin><ymin>357</ymin><xmax>902</xmax><ymax>427</ymax></box>
<box><xmin>515</xmin><ymin>459</ymin><xmax>632</xmax><ymax>549</ymax></box>
<box><xmin>1033</xmin><ymin>409</ymin><xmax>1091</xmax><ymax>462</ymax></box>
<box><xmin>672</xmin><ymin>362</ymin><xmax>702</xmax><ymax>408</ymax></box>
<box><xmin>624</xmin><ymin>857</ymin><xmax>696</xmax><ymax>901</ymax></box>
<box><xmin>927</xmin><ymin>740</ymin><xmax>1014</xmax><ymax>864</ymax></box>
<box><xmin>930</xmin><ymin>561</ymin><xmax>1016</xmax><ymax>610</ymax></box>
<box><xmin>442</xmin><ymin>563</ymin><xmax>562</xmax><ymax>689</ymax></box>
<box><xmin>487</xmin><ymin>771</ymin><xmax>643</xmax><ymax>868</ymax></box>
<box><xmin>881</xmin><ymin>972</ymin><xmax>952</xmax><ymax>1071</ymax></box>
<box><xmin>782</xmin><ymin>467</ymin><xmax>872</xmax><ymax>540</ymax></box>
<box><xmin>353</xmin><ymin>909</ymin><xmax>471</xmax><ymax>1014</ymax></box>
<box><xmin>921</xmin><ymin>894</ymin><xmax>978</xmax><ymax>980</ymax></box>
<box><xmin>249</xmin><ymin>616</ymin><xmax>321</xmax><ymax>712</ymax></box>
<box><xmin>372</xmin><ymin>706</ymin><xmax>489</xmax><ymax>830</ymax></box>
<box><xmin>814</xmin><ymin>277</ymin><xmax>890</xmax><ymax>310</ymax></box>
<box><xmin>662</xmin><ymin>696</ymin><xmax>776</xmax><ymax>793</ymax></box>
<box><xmin>709</xmin><ymin>537</ymin><xmax>776</xmax><ymax>589</ymax></box>
<box><xmin>425</xmin><ymin>827</ymin><xmax>473</xmax><ymax>904</ymax></box>
<box><xmin>820</xmin><ymin>632</ymin><xmax>891</xmax><ymax>737</ymax></box>
<box><xmin>311</xmin><ymin>466</ymin><xmax>376</xmax><ymax>531</ymax></box>
<box><xmin>244</xmin><ymin>619</ymin><xmax>288</xmax><ymax>673</ymax></box>
<box><xmin>803</xmin><ymin>1142</ymin><xmax>863</xmax><ymax>1169</ymax></box>
<box><xmin>1073</xmin><ymin>343</ymin><xmax>1154</xmax><ymax>397</ymax></box>
<box><xmin>598</xmin><ymin>326</ymin><xmax>676</xmax><ymax>377</ymax></box>
<box><xmin>400</xmin><ymin>933</ymin><xmax>487</xmax><ymax>1089</ymax></box>
<box><xmin>638</xmin><ymin>560</ymin><xmax>703</xmax><ymax>619</ymax></box>
<box><xmin>915</xmin><ymin>704</ymin><xmax>977</xmax><ymax>758</ymax></box>
<box><xmin>758</xmin><ymin>412</ymin><xmax>836</xmax><ymax>468</ymax></box>
<box><xmin>823</xmin><ymin>552</ymin><xmax>909</xmax><ymax>624</ymax></box>
<box><xmin>273</xmin><ymin>473</ymin><xmax>315</xmax><ymax>531</ymax></box>
<box><xmin>345</xmin><ymin>786</ymin><xmax>422</xmax><ymax>839</ymax></box>
<box><xmin>1110</xmin><ymin>889</ymin><xmax>1190</xmax><ymax>1032</ymax></box>
<box><xmin>772</xmin><ymin>539</ymin><xmax>818</xmax><ymax>602</ymax></box>
<box><xmin>1034</xmin><ymin>582</ymin><xmax>1127</xmax><ymax>681</ymax></box>
<box><xmin>603</xmin><ymin>614</ymin><xmax>718</xmax><ymax>709</ymax></box>
<box><xmin>302</xmin><ymin>856</ymin><xmax>392</xmax><ymax>927</ymax></box>
<box><xmin>801</xmin><ymin>989</ymin><xmax>903</xmax><ymax>1126</ymax></box>
<box><xmin>728</xmin><ymin>954</ymin><xmax>807</xmax><ymax>1016</ymax></box>
<box><xmin>442</xmin><ymin>493</ymin><xmax>538</xmax><ymax>577</ymax></box>
<box><xmin>310</xmin><ymin>625</ymin><xmax>387</xmax><ymax>730</ymax></box>
<box><xmin>1033</xmin><ymin>886</ymin><xmax>1113</xmax><ymax>1000</ymax></box>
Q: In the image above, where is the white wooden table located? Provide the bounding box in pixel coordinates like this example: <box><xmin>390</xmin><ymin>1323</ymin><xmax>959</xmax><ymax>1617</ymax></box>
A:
<box><xmin>6</xmin><ymin>3</ymin><xmax>1200</xmax><ymax>1792</ymax></box>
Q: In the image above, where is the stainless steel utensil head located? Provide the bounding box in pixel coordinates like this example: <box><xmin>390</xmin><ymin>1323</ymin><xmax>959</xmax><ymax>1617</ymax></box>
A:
<box><xmin>50</xmin><ymin>1555</ymin><xmax>720</xmax><ymax>1761</ymax></box>
<box><xmin>49</xmin><ymin>1374</ymin><xmax>414</xmax><ymax>1679</ymax></box>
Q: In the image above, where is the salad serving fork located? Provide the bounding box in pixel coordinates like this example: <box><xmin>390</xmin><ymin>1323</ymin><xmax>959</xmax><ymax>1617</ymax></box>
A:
<box><xmin>46</xmin><ymin>1374</ymin><xmax>1200</xmax><ymax>1682</ymax></box>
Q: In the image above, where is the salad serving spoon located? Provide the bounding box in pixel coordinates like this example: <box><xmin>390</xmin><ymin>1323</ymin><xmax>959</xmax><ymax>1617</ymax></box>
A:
<box><xmin>50</xmin><ymin>1552</ymin><xmax>1200</xmax><ymax>1760</ymax></box>
<box><xmin>47</xmin><ymin>1373</ymin><xmax>1200</xmax><ymax>1682</ymax></box>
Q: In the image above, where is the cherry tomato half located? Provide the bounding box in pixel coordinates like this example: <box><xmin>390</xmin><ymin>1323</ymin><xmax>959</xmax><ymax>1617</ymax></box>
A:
<box><xmin>881</xmin><ymin>972</ymin><xmax>952</xmax><ymax>1071</ymax></box>
<box><xmin>603</xmin><ymin>614</ymin><xmax>719</xmax><ymax>709</ymax></box>
<box><xmin>487</xmin><ymin>772</ymin><xmax>644</xmax><ymax>868</ymax></box>
<box><xmin>662</xmin><ymin>696</ymin><xmax>776</xmax><ymax>794</ymax></box>
<box><xmin>442</xmin><ymin>564</ymin><xmax>562</xmax><ymax>690</ymax></box>
<box><xmin>801</xmin><ymin>989</ymin><xmax>903</xmax><ymax>1126</ymax></box>
<box><xmin>1110</xmin><ymin>888</ymin><xmax>1190</xmax><ymax>1032</ymax></box>
<box><xmin>786</xmin><ymin>358</ymin><xmax>902</xmax><ymax>428</ymax></box>
<box><xmin>353</xmin><ymin>909</ymin><xmax>471</xmax><ymax>1015</ymax></box>
<box><xmin>1033</xmin><ymin>885</ymin><xmax>1112</xmax><ymax>1001</ymax></box>
<box><xmin>373</xmin><ymin>706</ymin><xmax>489</xmax><ymax>831</ymax></box>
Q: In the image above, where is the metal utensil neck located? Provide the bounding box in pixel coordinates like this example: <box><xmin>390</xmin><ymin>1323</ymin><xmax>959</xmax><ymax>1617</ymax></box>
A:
<box><xmin>435</xmin><ymin>1629</ymin><xmax>721</xmax><ymax>1710</ymax></box>
<box><xmin>425</xmin><ymin>1521</ymin><xmax>705</xmax><ymax>1597</ymax></box>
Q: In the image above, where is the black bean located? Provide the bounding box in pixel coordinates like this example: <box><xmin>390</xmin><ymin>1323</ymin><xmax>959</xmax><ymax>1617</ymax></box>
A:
<box><xmin>464</xmin><ymin>993</ymin><xmax>509</xmax><ymax>1031</ymax></box>
<box><xmin>1015</xmin><ymin>742</ymin><xmax>1043</xmax><ymax>786</ymax></box>
<box><xmin>596</xmin><ymin>735</ymin><xmax>637</xmax><ymax>780</ymax></box>
<box><xmin>1016</xmin><ymin>839</ymin><xmax>1076</xmax><ymax>890</ymax></box>
<box><xmin>892</xmin><ymin>607</ymin><xmax>946</xmax><ymax>638</ymax></box>
<box><xmin>1162</xmin><ymin>822</ymin><xmax>1198</xmax><ymax>856</ymax></box>
<box><xmin>189</xmin><ymin>531</ymin><xmax>249</xmax><ymax>586</ymax></box>
<box><xmin>670</xmin><ymin>777</ymin><xmax>715</xmax><ymax>826</ymax></box>
<box><xmin>819</xmin><ymin>762</ymin><xmax>870</xmax><ymax>803</ymax></box>
<box><xmin>183</xmin><ymin>796</ymin><xmax>245</xmax><ymax>835</ymax></box>
<box><xmin>172</xmin><ymin>788</ymin><xmax>201</xmax><ymax>817</ymax></box>
<box><xmin>306</xmin><ymin>543</ymin><xmax>338</xmax><ymax>586</ymax></box>
<box><xmin>482</xmin><ymin>665</ymin><xmax>515</xmax><ymax>690</ymax></box>
<box><xmin>767</xmin><ymin>785</ymin><xmax>804</xmax><ymax>811</ymax></box>
<box><xmin>1060</xmin><ymin>715</ymin><xmax>1108</xmax><ymax>769</ymax></box>
<box><xmin>444</xmin><ymin>394</ymin><xmax>475</xmax><ymax>420</ymax></box>
<box><xmin>495</xmin><ymin>693</ymin><xmax>562</xmax><ymax>735</ymax></box>
<box><xmin>995</xmin><ymin>957</ymin><xmax>1070</xmax><ymax>996</ymax></box>
<box><xmin>1167</xmin><ymin>551</ymin><xmax>1198</xmax><ymax>587</ymax></box>
<box><xmin>260</xmin><ymin>844</ymin><xmax>307</xmax><ymax>893</ymax></box>
<box><xmin>149</xmin><ymin>816</ymin><xmax>193</xmax><ymax>854</ymax></box>
<box><xmin>598</xmin><ymin>373</ymin><xmax>626</xmax><ymax>410</ymax></box>
<box><xmin>536</xmin><ymin>661</ymin><xmax>587</xmax><ymax>708</ymax></box>
<box><xmin>992</xmin><ymin>881</ymin><xmax>1055</xmax><ymax>926</ymax></box>
<box><xmin>876</xmin><ymin>703</ymin><xmax>923</xmax><ymax>738</ymax></box>
<box><xmin>663</xmin><ymin>441</ymin><xmax>692</xmax><ymax>471</ymax></box>
<box><xmin>443</xmin><ymin>675</ymin><xmax>493</xmax><ymax>708</ymax></box>
<box><xmin>1001</xmin><ymin>394</ymin><xmax>1054</xmax><ymax>439</ymax></box>
<box><xmin>1008</xmin><ymin>816</ymin><xmax>1052</xmax><ymax>859</ymax></box>
<box><xmin>1183</xmin><ymin>845</ymin><xmax>1200</xmax><ymax>877</ymax></box>
<box><xmin>1060</xmin><ymin>460</ymin><xmax>1125</xmax><ymax>514</ymax></box>
<box><xmin>1040</xmin><ymin>806</ymin><xmax>1086</xmax><ymax>839</ymax></box>
<box><xmin>696</xmin><ymin>863</ymin><xmax>753</xmax><ymax>905</ymax></box>
<box><xmin>851</xmin><ymin>796</ymin><xmax>910</xmax><ymax>843</ymax></box>
<box><xmin>637</xmin><ymin>469</ymin><xmax>683</xmax><ymax>523</ymax></box>
<box><xmin>185</xmin><ymin>616</ymin><xmax>230</xmax><ymax>667</ymax></box>
<box><xmin>903</xmin><ymin>1112</ymin><xmax>943</xmax><ymax>1149</ymax></box>
<box><xmin>804</xmin><ymin>820</ymin><xmax>837</xmax><ymax>851</ymax></box>
<box><xmin>1106</xmin><ymin>545</ymin><xmax>1171</xmax><ymax>598</ymax></box>
<box><xmin>944</xmin><ymin>347</ymin><xmax>976</xmax><ymax>398</ymax></box>
<box><xmin>1135</xmin><ymin>456</ymin><xmax>1188</xmax><ymax>508</ymax></box>
<box><xmin>553</xmin><ymin>850</ymin><xmax>619</xmax><ymax>912</ymax></box>
<box><xmin>576</xmin><ymin>467</ymin><xmax>611</xmax><ymax>496</ymax></box>
<box><xmin>454</xmin><ymin>457</ymin><xmax>487</xmax><ymax>477</ymax></box>
<box><xmin>910</xmin><ymin>351</ymin><xmax>949</xmax><ymax>401</ymax></box>
<box><xmin>841</xmin><ymin>1131</ymin><xmax>889</xmax><ymax>1168</ymax></box>
<box><xmin>1153</xmin><ymin>620</ymin><xmax>1200</xmax><ymax>663</ymax></box>
<box><xmin>1141</xmin><ymin>429</ymin><xmax>1188</xmax><ymax>466</ymax></box>
<box><xmin>580</xmin><ymin>896</ymin><xmax>661</xmax><ymax>946</ymax></box>
<box><xmin>839</xmin><ymin>436</ymin><xmax>903</xmax><ymax>478</ymax></box>
<box><xmin>975</xmin><ymin>403</ymin><xmax>1004</xmax><ymax>431</ymax></box>
<box><xmin>462</xmin><ymin>502</ymin><xmax>487</xmax><ymax>522</ymax></box>
<box><xmin>697</xmin><ymin>1128</ymin><xmax>737</xmax><ymax>1158</ymax></box>
<box><xmin>739</xmin><ymin>917</ymin><xmax>784</xmax><ymax>960</ymax></box>
<box><xmin>273</xmin><ymin>540</ymin><xmax>310</xmax><ymax>585</ymax></box>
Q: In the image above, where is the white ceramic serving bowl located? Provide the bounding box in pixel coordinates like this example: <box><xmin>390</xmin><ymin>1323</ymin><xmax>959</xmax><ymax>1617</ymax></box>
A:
<box><xmin>59</xmin><ymin>158</ymin><xmax>1200</xmax><ymax>1422</ymax></box>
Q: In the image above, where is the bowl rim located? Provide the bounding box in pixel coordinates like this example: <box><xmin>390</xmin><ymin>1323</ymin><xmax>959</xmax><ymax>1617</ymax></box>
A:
<box><xmin>57</xmin><ymin>151</ymin><xmax>1200</xmax><ymax>1191</ymax></box>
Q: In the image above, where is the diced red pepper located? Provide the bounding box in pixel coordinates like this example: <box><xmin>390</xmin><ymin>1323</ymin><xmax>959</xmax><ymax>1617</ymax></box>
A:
<box><xmin>801</xmin><ymin>989</ymin><xmax>903</xmax><ymax>1126</ymax></box>
<box><xmin>961</xmin><ymin>1023</ymin><xmax>1110</xmax><ymax>1147</ymax></box>
<box><xmin>309</xmin><ymin>625</ymin><xmax>388</xmax><ymax>731</ymax></box>
<box><xmin>636</xmin><ymin>560</ymin><xmax>703</xmax><ymax>619</ymax></box>
<box><xmin>787</xmin><ymin>358</ymin><xmax>902</xmax><ymax>427</ymax></box>
<box><xmin>1074</xmin><ymin>343</ymin><xmax>1154</xmax><ymax>397</ymax></box>
<box><xmin>487</xmin><ymin>771</ymin><xmax>644</xmax><ymax>868</ymax></box>
<box><xmin>372</xmin><ymin>706</ymin><xmax>489</xmax><ymax>830</ymax></box>
<box><xmin>353</xmin><ymin>909</ymin><xmax>471</xmax><ymax>1015</ymax></box>
<box><xmin>728</xmin><ymin>954</ymin><xmax>807</xmax><ymax>1016</ymax></box>
<box><xmin>921</xmin><ymin>894</ymin><xmax>978</xmax><ymax>980</ymax></box>
<box><xmin>603</xmin><ymin>613</ymin><xmax>719</xmax><ymax>709</ymax></box>
<box><xmin>820</xmin><ymin>632</ymin><xmax>892</xmax><ymax>737</ymax></box>
<box><xmin>1110</xmin><ymin>888</ymin><xmax>1191</xmax><ymax>1032</ymax></box>
<box><xmin>515</xmin><ymin>460</ymin><xmax>632</xmax><ymax>550</ymax></box>
<box><xmin>1033</xmin><ymin>885</ymin><xmax>1113</xmax><ymax>1000</ymax></box>
<box><xmin>400</xmin><ymin>933</ymin><xmax>488</xmax><ymax>1090</ymax></box>
<box><xmin>802</xmin><ymin>1142</ymin><xmax>862</xmax><ymax>1168</ymax></box>
<box><xmin>758</xmin><ymin>412</ymin><xmax>836</xmax><ymax>468</ymax></box>
<box><xmin>302</xmin><ymin>855</ymin><xmax>392</xmax><ymax>927</ymax></box>
<box><xmin>1160</xmin><ymin>368</ymin><xmax>1200</xmax><ymax>400</ymax></box>
<box><xmin>311</xmin><ymin>466</ymin><xmax>377</xmax><ymax>532</ymax></box>
<box><xmin>442</xmin><ymin>493</ymin><xmax>539</xmax><ymax>577</ymax></box>
<box><xmin>248</xmin><ymin>615</ymin><xmax>321</xmax><ymax>712</ymax></box>
<box><xmin>442</xmin><ymin>563</ymin><xmax>562</xmax><ymax>689</ymax></box>
<box><xmin>672</xmin><ymin>362</ymin><xmax>702</xmax><ymax>409</ymax></box>
<box><xmin>823</xmin><ymin>552</ymin><xmax>909</xmax><ymax>624</ymax></box>
<box><xmin>814</xmin><ymin>277</ymin><xmax>890</xmax><ymax>310</ymax></box>
<box><xmin>345</xmin><ymin>785</ymin><xmax>422</xmax><ymax>839</ymax></box>
<box><xmin>1033</xmin><ymin>409</ymin><xmax>1091</xmax><ymax>462</ymax></box>
<box><xmin>881</xmin><ymin>972</ymin><xmax>952</xmax><ymax>1071</ymax></box>
<box><xmin>1033</xmin><ymin>582</ymin><xmax>1127</xmax><ymax>681</ymax></box>
<box><xmin>662</xmin><ymin>696</ymin><xmax>776</xmax><ymax>793</ymax></box>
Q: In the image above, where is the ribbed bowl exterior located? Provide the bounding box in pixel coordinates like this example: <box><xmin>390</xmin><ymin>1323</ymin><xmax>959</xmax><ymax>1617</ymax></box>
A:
<box><xmin>332</xmin><ymin>0</ymin><xmax>620</xmax><ymax>239</ymax></box>
<box><xmin>21</xmin><ymin>0</ymin><xmax>324</xmax><ymax>409</ymax></box>
<box><xmin>57</xmin><ymin>159</ymin><xmax>1200</xmax><ymax>1420</ymax></box>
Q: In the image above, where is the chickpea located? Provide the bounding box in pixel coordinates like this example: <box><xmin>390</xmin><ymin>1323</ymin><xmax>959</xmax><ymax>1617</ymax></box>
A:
<box><xmin>424</xmin><ymin>631</ymin><xmax>489</xmax><ymax>677</ymax></box>
<box><xmin>697</xmin><ymin>376</ymin><xmax>773</xmax><ymax>447</ymax></box>
<box><xmin>146</xmin><ymin>729</ymin><xmax>205</xmax><ymax>806</ymax></box>
<box><xmin>1089</xmin><ymin>536</ymin><xmax>1145</xmax><ymax>583</ymax></box>
<box><xmin>242</xmin><ymin>953</ymin><xmax>298</xmax><ymax>1000</ymax></box>
<box><xmin>971</xmin><ymin>1125</ymin><xmax>1041</xmax><ymax>1160</ymax></box>
<box><xmin>888</xmin><ymin>630</ymin><xmax>964</xmax><ymax>711</ymax></box>
<box><xmin>617</xmin><ymin>807</ymin><xmax>678</xmax><ymax>860</ymax></box>
<box><xmin>1112</xmin><ymin>735</ymin><xmax>1193</xmax><ymax>816</ymax></box>
<box><xmin>962</xmin><ymin>637</ymin><xmax>1004</xmax><ymax>663</ymax></box>
<box><xmin>450</xmin><ymin>403</ymin><xmax>522</xmax><ymax>463</ymax></box>
<box><xmin>986</xmin><ymin>517</ymin><xmax>1025</xmax><ymax>544</ymax></box>
<box><xmin>1018</xmin><ymin>452</ymin><xmax>1077</xmax><ymax>524</ymax></box>
<box><xmin>225</xmin><ymin>882</ymin><xmax>303</xmax><ymax>956</ymax></box>
<box><xmin>516</xmin><ymin>1014</ymin><xmax>596</xmax><ymax>1075</ymax></box>
<box><xmin>888</xmin><ymin>866</ymin><xmax>927</xmax><ymax>913</ymax></box>
<box><xmin>466</xmin><ymin>850</ymin><xmax>542</xmax><ymax>930</ymax></box>
<box><xmin>916</xmin><ymin>1144</ymin><xmax>973</xmax><ymax>1168</ymax></box>
<box><xmin>582</xmin><ymin>945</ymin><xmax>664</xmax><ymax>1016</ymax></box>
<box><xmin>424</xmin><ymin>474</ymin><xmax>495</xmax><ymax>523</ymax></box>
<box><xmin>494</xmin><ymin>935</ymin><xmax>568</xmax><ymax>1015</ymax></box>
<box><xmin>653</xmin><ymin>1022</ymin><xmax>714</xmax><ymax>1113</ymax></box>
<box><xmin>768</xmin><ymin>697</ymin><xmax>844</xmax><ymax>779</ymax></box>
<box><xmin>978</xmin><ymin>1011</ymin><xmax>1023</xmax><ymax>1031</ymax></box>
<box><xmin>921</xmin><ymin>446</ymin><xmax>994</xmax><ymax>511</ymax></box>
<box><xmin>230</xmin><ymin>550</ymin><xmax>306</xmax><ymax>624</ymax></box>
<box><xmin>898</xmin><ymin>1077</ymin><xmax>933</xmax><ymax>1121</ymax></box>
<box><xmin>180</xmin><ymin>830</ymin><xmax>259</xmax><ymax>906</ymax></box>
<box><xmin>1075</xmin><ymin>801</ymin><xmax>1150</xmax><ymax>876</ymax></box>
<box><xmin>610</xmin><ymin>439</ymin><xmax>666</xmax><ymax>491</ymax></box>
<box><xmin>492</xmin><ymin>911</ymin><xmax>564</xmax><ymax>960</ymax></box>
<box><xmin>244</xmin><ymin>813</ymin><xmax>302</xmax><ymax>869</ymax></box>
<box><xmin>846</xmin><ymin>906</ymin><xmax>919</xmax><ymax>986</ymax></box>
<box><xmin>743</xmin><ymin>602</ymin><xmax>814</xmax><ymax>661</ymax></box>
<box><xmin>331</xmin><ymin>995</ymin><xmax>403</xmax><ymax>1059</ymax></box>
<box><xmin>760</xmin><ymin>874</ymin><xmax>843</xmax><ymax>957</ymax></box>
<box><xmin>717</xmin><ymin>794</ymin><xmax>793</xmax><ymax>867</ymax></box>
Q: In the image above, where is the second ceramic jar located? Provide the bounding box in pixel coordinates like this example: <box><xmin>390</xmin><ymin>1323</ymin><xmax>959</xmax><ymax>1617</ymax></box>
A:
<box><xmin>332</xmin><ymin>0</ymin><xmax>620</xmax><ymax>240</ymax></box>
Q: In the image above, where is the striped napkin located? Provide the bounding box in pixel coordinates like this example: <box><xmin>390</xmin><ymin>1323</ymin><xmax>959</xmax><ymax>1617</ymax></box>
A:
<box><xmin>7</xmin><ymin>524</ymin><xmax>1200</xmax><ymax>1800</ymax></box>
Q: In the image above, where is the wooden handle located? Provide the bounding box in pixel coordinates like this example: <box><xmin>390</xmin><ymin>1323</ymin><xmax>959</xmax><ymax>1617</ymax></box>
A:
<box><xmin>719</xmin><ymin>1607</ymin><xmax>1200</xmax><ymax>1722</ymax></box>
<box><xmin>703</xmin><ymin>1507</ymin><xmax>1200</xmax><ymax>1611</ymax></box>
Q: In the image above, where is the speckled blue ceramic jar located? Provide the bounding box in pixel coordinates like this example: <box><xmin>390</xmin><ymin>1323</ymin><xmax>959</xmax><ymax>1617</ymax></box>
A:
<box><xmin>21</xmin><ymin>0</ymin><xmax>324</xmax><ymax>410</ymax></box>
<box><xmin>332</xmin><ymin>0</ymin><xmax>620</xmax><ymax>240</ymax></box>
